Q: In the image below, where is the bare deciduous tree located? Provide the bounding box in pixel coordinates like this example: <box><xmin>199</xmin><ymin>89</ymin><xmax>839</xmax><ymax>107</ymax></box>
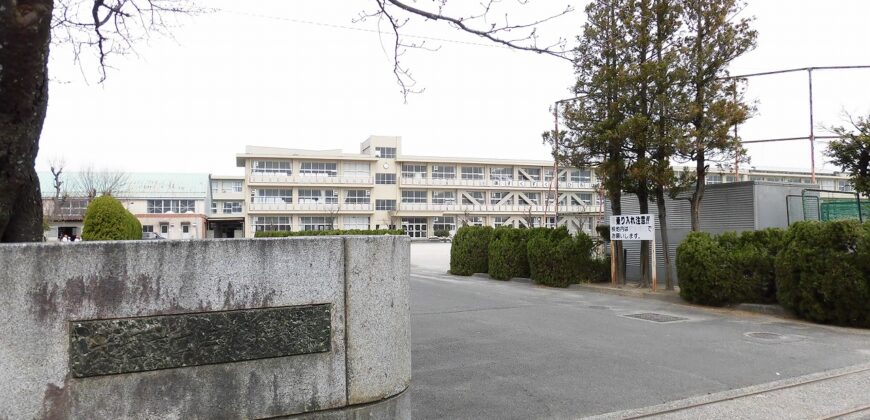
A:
<box><xmin>76</xmin><ymin>166</ymin><xmax>130</xmax><ymax>198</ymax></box>
<box><xmin>357</xmin><ymin>0</ymin><xmax>574</xmax><ymax>100</ymax></box>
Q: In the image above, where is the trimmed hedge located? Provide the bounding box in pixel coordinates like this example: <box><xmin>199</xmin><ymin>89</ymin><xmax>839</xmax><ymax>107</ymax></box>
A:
<box><xmin>527</xmin><ymin>230</ymin><xmax>595</xmax><ymax>287</ymax></box>
<box><xmin>677</xmin><ymin>228</ymin><xmax>786</xmax><ymax>306</ymax></box>
<box><xmin>588</xmin><ymin>256</ymin><xmax>611</xmax><ymax>283</ymax></box>
<box><xmin>82</xmin><ymin>195</ymin><xmax>141</xmax><ymax>241</ymax></box>
<box><xmin>775</xmin><ymin>221</ymin><xmax>870</xmax><ymax>327</ymax></box>
<box><xmin>255</xmin><ymin>229</ymin><xmax>405</xmax><ymax>237</ymax></box>
<box><xmin>488</xmin><ymin>228</ymin><xmax>532</xmax><ymax>280</ymax></box>
<box><xmin>676</xmin><ymin>232</ymin><xmax>733</xmax><ymax>306</ymax></box>
<box><xmin>450</xmin><ymin>226</ymin><xmax>493</xmax><ymax>275</ymax></box>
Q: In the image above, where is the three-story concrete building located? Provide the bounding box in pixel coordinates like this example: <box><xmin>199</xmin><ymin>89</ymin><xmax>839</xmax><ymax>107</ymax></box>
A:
<box><xmin>236</xmin><ymin>136</ymin><xmax>603</xmax><ymax>238</ymax></box>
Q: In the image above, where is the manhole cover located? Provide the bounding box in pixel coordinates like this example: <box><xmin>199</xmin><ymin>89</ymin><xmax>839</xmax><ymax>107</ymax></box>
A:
<box><xmin>623</xmin><ymin>313</ymin><xmax>688</xmax><ymax>323</ymax></box>
<box><xmin>588</xmin><ymin>305</ymin><xmax>610</xmax><ymax>310</ymax></box>
<box><xmin>745</xmin><ymin>332</ymin><xmax>786</xmax><ymax>340</ymax></box>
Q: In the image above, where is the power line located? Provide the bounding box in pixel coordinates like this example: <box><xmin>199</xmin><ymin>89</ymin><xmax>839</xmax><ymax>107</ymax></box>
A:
<box><xmin>215</xmin><ymin>8</ymin><xmax>510</xmax><ymax>50</ymax></box>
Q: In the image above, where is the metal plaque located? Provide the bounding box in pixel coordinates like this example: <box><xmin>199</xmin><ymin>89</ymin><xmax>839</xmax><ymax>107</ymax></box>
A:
<box><xmin>69</xmin><ymin>304</ymin><xmax>331</xmax><ymax>378</ymax></box>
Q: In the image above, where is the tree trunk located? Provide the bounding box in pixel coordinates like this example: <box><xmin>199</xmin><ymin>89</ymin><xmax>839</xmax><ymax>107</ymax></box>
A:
<box><xmin>0</xmin><ymin>0</ymin><xmax>53</xmax><ymax>242</ymax></box>
<box><xmin>610</xmin><ymin>190</ymin><xmax>625</xmax><ymax>285</ymax></box>
<box><xmin>655</xmin><ymin>187</ymin><xmax>673</xmax><ymax>290</ymax></box>
<box><xmin>689</xmin><ymin>153</ymin><xmax>705</xmax><ymax>231</ymax></box>
<box><xmin>637</xmin><ymin>190</ymin><xmax>650</xmax><ymax>288</ymax></box>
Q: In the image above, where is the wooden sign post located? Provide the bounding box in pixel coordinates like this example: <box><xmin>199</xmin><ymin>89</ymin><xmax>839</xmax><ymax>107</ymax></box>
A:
<box><xmin>609</xmin><ymin>214</ymin><xmax>656</xmax><ymax>290</ymax></box>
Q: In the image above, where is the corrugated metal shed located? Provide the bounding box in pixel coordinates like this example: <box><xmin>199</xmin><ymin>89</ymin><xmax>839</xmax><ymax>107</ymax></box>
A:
<box><xmin>605</xmin><ymin>181</ymin><xmax>814</xmax><ymax>283</ymax></box>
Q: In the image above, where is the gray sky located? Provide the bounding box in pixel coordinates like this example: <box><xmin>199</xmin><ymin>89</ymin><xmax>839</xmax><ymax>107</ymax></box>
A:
<box><xmin>36</xmin><ymin>1</ymin><xmax>870</xmax><ymax>176</ymax></box>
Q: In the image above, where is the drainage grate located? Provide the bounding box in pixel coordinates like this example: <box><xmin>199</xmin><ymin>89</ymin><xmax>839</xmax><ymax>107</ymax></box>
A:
<box><xmin>745</xmin><ymin>332</ymin><xmax>786</xmax><ymax>340</ymax></box>
<box><xmin>623</xmin><ymin>313</ymin><xmax>688</xmax><ymax>323</ymax></box>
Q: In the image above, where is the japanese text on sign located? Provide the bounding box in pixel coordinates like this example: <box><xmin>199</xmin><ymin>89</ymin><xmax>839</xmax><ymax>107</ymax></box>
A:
<box><xmin>609</xmin><ymin>214</ymin><xmax>654</xmax><ymax>241</ymax></box>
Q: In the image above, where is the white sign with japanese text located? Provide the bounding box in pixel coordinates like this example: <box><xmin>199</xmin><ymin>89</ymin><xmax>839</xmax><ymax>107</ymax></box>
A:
<box><xmin>610</xmin><ymin>214</ymin><xmax>655</xmax><ymax>241</ymax></box>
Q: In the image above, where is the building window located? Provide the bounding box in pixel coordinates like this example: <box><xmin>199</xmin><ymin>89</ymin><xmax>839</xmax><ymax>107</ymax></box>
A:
<box><xmin>431</xmin><ymin>165</ymin><xmax>456</xmax><ymax>180</ymax></box>
<box><xmin>343</xmin><ymin>162</ymin><xmax>370</xmax><ymax>178</ymax></box>
<box><xmin>300</xmin><ymin>162</ymin><xmax>338</xmax><ymax>177</ymax></box>
<box><xmin>544</xmin><ymin>217</ymin><xmax>557</xmax><ymax>228</ymax></box>
<box><xmin>251</xmin><ymin>188</ymin><xmax>292</xmax><ymax>204</ymax></box>
<box><xmin>345</xmin><ymin>190</ymin><xmax>371</xmax><ymax>204</ymax></box>
<box><xmin>461</xmin><ymin>166</ymin><xmax>484</xmax><ymax>180</ymax></box>
<box><xmin>462</xmin><ymin>216</ymin><xmax>484</xmax><ymax>226</ymax></box>
<box><xmin>433</xmin><ymin>216</ymin><xmax>455</xmax><ymax>232</ymax></box>
<box><xmin>521</xmin><ymin>168</ymin><xmax>541</xmax><ymax>181</ymax></box>
<box><xmin>300</xmin><ymin>216</ymin><xmax>334</xmax><ymax>231</ymax></box>
<box><xmin>231</xmin><ymin>181</ymin><xmax>242</xmax><ymax>192</ymax></box>
<box><xmin>402</xmin><ymin>164</ymin><xmax>427</xmax><ymax>179</ymax></box>
<box><xmin>147</xmin><ymin>200</ymin><xmax>195</xmax><ymax>214</ymax></box>
<box><xmin>375</xmin><ymin>147</ymin><xmax>397</xmax><ymax>159</ymax></box>
<box><xmin>462</xmin><ymin>191</ymin><xmax>485</xmax><ymax>205</ymax></box>
<box><xmin>298</xmin><ymin>189</ymin><xmax>338</xmax><ymax>204</ymax></box>
<box><xmin>401</xmin><ymin>217</ymin><xmax>428</xmax><ymax>238</ymax></box>
<box><xmin>375</xmin><ymin>173</ymin><xmax>396</xmax><ymax>184</ymax></box>
<box><xmin>401</xmin><ymin>190</ymin><xmax>427</xmax><ymax>204</ymax></box>
<box><xmin>223</xmin><ymin>201</ymin><xmax>243</xmax><ymax>214</ymax></box>
<box><xmin>142</xmin><ymin>225</ymin><xmax>154</xmax><ymax>233</ymax></box>
<box><xmin>432</xmin><ymin>191</ymin><xmax>456</xmax><ymax>204</ymax></box>
<box><xmin>160</xmin><ymin>223</ymin><xmax>169</xmax><ymax>234</ymax></box>
<box><xmin>492</xmin><ymin>216</ymin><xmax>510</xmax><ymax>227</ymax></box>
<box><xmin>254</xmin><ymin>216</ymin><xmax>290</xmax><ymax>232</ymax></box>
<box><xmin>706</xmin><ymin>174</ymin><xmax>722</xmax><ymax>184</ymax></box>
<box><xmin>544</xmin><ymin>168</ymin><xmax>554</xmax><ymax>182</ymax></box>
<box><xmin>181</xmin><ymin>223</ymin><xmax>190</xmax><ymax>234</ymax></box>
<box><xmin>252</xmin><ymin>160</ymin><xmax>292</xmax><ymax>176</ymax></box>
<box><xmin>490</xmin><ymin>167</ymin><xmax>513</xmax><ymax>181</ymax></box>
<box><xmin>343</xmin><ymin>216</ymin><xmax>370</xmax><ymax>230</ymax></box>
<box><xmin>520</xmin><ymin>192</ymin><xmax>540</xmax><ymax>205</ymax></box>
<box><xmin>376</xmin><ymin>199</ymin><xmax>397</xmax><ymax>210</ymax></box>
<box><xmin>490</xmin><ymin>191</ymin><xmax>510</xmax><ymax>205</ymax></box>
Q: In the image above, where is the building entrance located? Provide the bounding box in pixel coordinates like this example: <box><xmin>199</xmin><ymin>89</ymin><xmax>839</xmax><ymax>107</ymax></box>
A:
<box><xmin>401</xmin><ymin>217</ymin><xmax>428</xmax><ymax>238</ymax></box>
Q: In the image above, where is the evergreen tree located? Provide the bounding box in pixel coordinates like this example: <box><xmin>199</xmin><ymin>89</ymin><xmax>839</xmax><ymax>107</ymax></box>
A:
<box><xmin>825</xmin><ymin>114</ymin><xmax>870</xmax><ymax>199</ymax></box>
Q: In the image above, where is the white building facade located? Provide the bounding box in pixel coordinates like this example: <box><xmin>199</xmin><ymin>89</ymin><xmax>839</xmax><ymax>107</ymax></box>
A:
<box><xmin>236</xmin><ymin>136</ymin><xmax>604</xmax><ymax>238</ymax></box>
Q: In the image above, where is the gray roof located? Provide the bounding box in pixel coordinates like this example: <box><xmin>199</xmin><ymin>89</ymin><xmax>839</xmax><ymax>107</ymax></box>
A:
<box><xmin>38</xmin><ymin>172</ymin><xmax>209</xmax><ymax>199</ymax></box>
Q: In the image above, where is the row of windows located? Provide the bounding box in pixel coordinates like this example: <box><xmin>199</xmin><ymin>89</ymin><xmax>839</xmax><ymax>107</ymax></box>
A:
<box><xmin>147</xmin><ymin>200</ymin><xmax>196</xmax><ymax>214</ymax></box>
<box><xmin>253</xmin><ymin>216</ymin><xmax>379</xmax><ymax>231</ymax></box>
<box><xmin>399</xmin><ymin>165</ymin><xmax>592</xmax><ymax>182</ymax></box>
<box><xmin>398</xmin><ymin>191</ymin><xmax>594</xmax><ymax>205</ymax></box>
<box><xmin>251</xmin><ymin>189</ymin><xmax>375</xmax><ymax>204</ymax></box>
<box><xmin>252</xmin><ymin>161</ymin><xmax>374</xmax><ymax>178</ymax></box>
<box><xmin>211</xmin><ymin>180</ymin><xmax>243</xmax><ymax>193</ymax></box>
<box><xmin>211</xmin><ymin>201</ymin><xmax>243</xmax><ymax>214</ymax></box>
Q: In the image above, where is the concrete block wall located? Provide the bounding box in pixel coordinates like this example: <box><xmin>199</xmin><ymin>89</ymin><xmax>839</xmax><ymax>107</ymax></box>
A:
<box><xmin>0</xmin><ymin>236</ymin><xmax>410</xmax><ymax>419</ymax></box>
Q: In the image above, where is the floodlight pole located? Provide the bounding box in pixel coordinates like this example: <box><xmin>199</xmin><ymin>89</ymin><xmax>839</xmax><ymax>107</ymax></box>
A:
<box><xmin>808</xmin><ymin>68</ymin><xmax>816</xmax><ymax>184</ymax></box>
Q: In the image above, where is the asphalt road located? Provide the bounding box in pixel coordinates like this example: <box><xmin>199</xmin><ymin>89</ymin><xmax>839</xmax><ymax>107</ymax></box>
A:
<box><xmin>406</xmin><ymin>243</ymin><xmax>870</xmax><ymax>419</ymax></box>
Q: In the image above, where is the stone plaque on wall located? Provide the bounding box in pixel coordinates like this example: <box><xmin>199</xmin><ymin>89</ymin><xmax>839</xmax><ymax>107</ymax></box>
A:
<box><xmin>69</xmin><ymin>304</ymin><xmax>331</xmax><ymax>378</ymax></box>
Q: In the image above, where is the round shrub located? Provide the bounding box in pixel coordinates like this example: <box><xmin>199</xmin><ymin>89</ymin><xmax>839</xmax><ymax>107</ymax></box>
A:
<box><xmin>775</xmin><ymin>221</ymin><xmax>870</xmax><ymax>327</ymax></box>
<box><xmin>450</xmin><ymin>226</ymin><xmax>493</xmax><ymax>275</ymax></box>
<box><xmin>676</xmin><ymin>232</ymin><xmax>732</xmax><ymax>306</ymax></box>
<box><xmin>528</xmin><ymin>232</ymin><xmax>597</xmax><ymax>288</ymax></box>
<box><xmin>488</xmin><ymin>228</ymin><xmax>532</xmax><ymax>280</ymax></box>
<box><xmin>82</xmin><ymin>195</ymin><xmax>140</xmax><ymax>241</ymax></box>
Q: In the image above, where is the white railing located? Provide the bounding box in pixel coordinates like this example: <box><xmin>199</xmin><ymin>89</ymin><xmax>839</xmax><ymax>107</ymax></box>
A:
<box><xmin>397</xmin><ymin>203</ymin><xmax>593</xmax><ymax>213</ymax></box>
<box><xmin>248</xmin><ymin>203</ymin><xmax>373</xmax><ymax>212</ymax></box>
<box><xmin>398</xmin><ymin>177</ymin><xmax>594</xmax><ymax>190</ymax></box>
<box><xmin>249</xmin><ymin>175</ymin><xmax>374</xmax><ymax>185</ymax></box>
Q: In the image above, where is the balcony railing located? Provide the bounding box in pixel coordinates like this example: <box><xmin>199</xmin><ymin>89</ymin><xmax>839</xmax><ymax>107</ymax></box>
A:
<box><xmin>399</xmin><ymin>177</ymin><xmax>594</xmax><ymax>189</ymax></box>
<box><xmin>249</xmin><ymin>174</ymin><xmax>373</xmax><ymax>185</ymax></box>
<box><xmin>248</xmin><ymin>202</ymin><xmax>373</xmax><ymax>212</ymax></box>
<box><xmin>397</xmin><ymin>203</ymin><xmax>594</xmax><ymax>213</ymax></box>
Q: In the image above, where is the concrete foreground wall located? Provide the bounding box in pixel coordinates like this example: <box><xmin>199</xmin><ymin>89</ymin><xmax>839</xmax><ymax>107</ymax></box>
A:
<box><xmin>0</xmin><ymin>236</ymin><xmax>410</xmax><ymax>419</ymax></box>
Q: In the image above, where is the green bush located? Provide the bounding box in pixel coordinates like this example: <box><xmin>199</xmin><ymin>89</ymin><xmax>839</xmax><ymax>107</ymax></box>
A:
<box><xmin>527</xmin><ymin>231</ymin><xmax>596</xmax><ymax>287</ymax></box>
<box><xmin>450</xmin><ymin>226</ymin><xmax>493</xmax><ymax>275</ymax></box>
<box><xmin>255</xmin><ymin>229</ymin><xmax>405</xmax><ymax>237</ymax></box>
<box><xmin>717</xmin><ymin>228</ymin><xmax>785</xmax><ymax>304</ymax></box>
<box><xmin>82</xmin><ymin>195</ymin><xmax>140</xmax><ymax>241</ymax></box>
<box><xmin>434</xmin><ymin>229</ymin><xmax>450</xmax><ymax>238</ymax></box>
<box><xmin>588</xmin><ymin>256</ymin><xmax>611</xmax><ymax>283</ymax></box>
<box><xmin>488</xmin><ymin>228</ymin><xmax>532</xmax><ymax>280</ymax></box>
<box><xmin>775</xmin><ymin>221</ymin><xmax>870</xmax><ymax>327</ymax></box>
<box><xmin>676</xmin><ymin>232</ymin><xmax>733</xmax><ymax>306</ymax></box>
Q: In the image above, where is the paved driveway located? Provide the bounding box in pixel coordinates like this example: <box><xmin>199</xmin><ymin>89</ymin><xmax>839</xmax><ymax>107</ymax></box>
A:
<box><xmin>407</xmin><ymin>243</ymin><xmax>870</xmax><ymax>419</ymax></box>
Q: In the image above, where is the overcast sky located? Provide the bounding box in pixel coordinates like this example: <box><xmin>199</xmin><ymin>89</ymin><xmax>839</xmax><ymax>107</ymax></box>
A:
<box><xmin>36</xmin><ymin>1</ymin><xmax>870</xmax><ymax>176</ymax></box>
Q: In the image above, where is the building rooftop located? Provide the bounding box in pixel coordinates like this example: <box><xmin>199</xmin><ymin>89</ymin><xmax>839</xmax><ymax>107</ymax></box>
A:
<box><xmin>38</xmin><ymin>172</ymin><xmax>209</xmax><ymax>199</ymax></box>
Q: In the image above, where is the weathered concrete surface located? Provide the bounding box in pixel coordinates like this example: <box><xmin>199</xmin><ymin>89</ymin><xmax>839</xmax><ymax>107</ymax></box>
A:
<box><xmin>345</xmin><ymin>236</ymin><xmax>412</xmax><ymax>405</ymax></box>
<box><xmin>0</xmin><ymin>236</ymin><xmax>408</xmax><ymax>419</ymax></box>
<box><xmin>285</xmin><ymin>390</ymin><xmax>411</xmax><ymax>419</ymax></box>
